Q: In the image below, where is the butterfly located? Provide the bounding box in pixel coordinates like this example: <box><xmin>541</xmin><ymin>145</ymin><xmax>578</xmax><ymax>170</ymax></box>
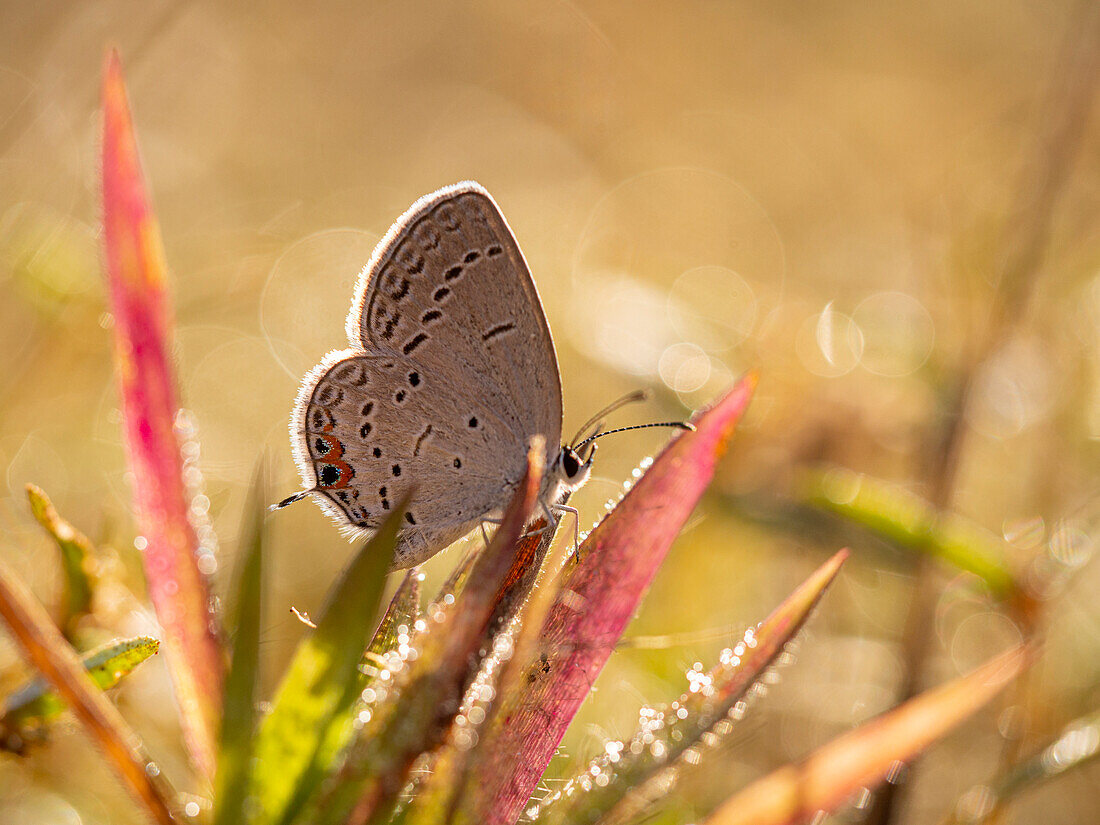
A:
<box><xmin>275</xmin><ymin>182</ymin><xmax>688</xmax><ymax>570</ymax></box>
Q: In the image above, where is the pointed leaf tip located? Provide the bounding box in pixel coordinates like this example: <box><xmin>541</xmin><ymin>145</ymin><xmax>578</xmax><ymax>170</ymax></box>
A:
<box><xmin>705</xmin><ymin>645</ymin><xmax>1029</xmax><ymax>825</ymax></box>
<box><xmin>466</xmin><ymin>376</ymin><xmax>757</xmax><ymax>824</ymax></box>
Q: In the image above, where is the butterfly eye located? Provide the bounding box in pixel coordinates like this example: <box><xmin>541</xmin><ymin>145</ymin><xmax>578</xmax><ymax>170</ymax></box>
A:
<box><xmin>561</xmin><ymin>448</ymin><xmax>582</xmax><ymax>479</ymax></box>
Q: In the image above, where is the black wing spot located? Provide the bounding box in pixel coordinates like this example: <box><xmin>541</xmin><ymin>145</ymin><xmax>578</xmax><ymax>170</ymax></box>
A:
<box><xmin>464</xmin><ymin>250</ymin><xmax>480</xmax><ymax>263</ymax></box>
<box><xmin>405</xmin><ymin>512</ymin><xmax>417</xmax><ymax>525</ymax></box>
<box><xmin>381</xmin><ymin>498</ymin><xmax>390</xmax><ymax>510</ymax></box>
<box><xmin>373</xmin><ymin>447</ymin><xmax>382</xmax><ymax>458</ymax></box>
<box><xmin>453</xmin><ymin>457</ymin><xmax>462</xmax><ymax>469</ymax></box>
<box><xmin>379</xmin><ymin>486</ymin><xmax>387</xmax><ymax>497</ymax></box>
<box><xmin>413</xmin><ymin>424</ymin><xmax>432</xmax><ymax>456</ymax></box>
<box><xmin>392</xmin><ymin>464</ymin><xmax>402</xmax><ymax>477</ymax></box>
<box><xmin>390</xmin><ymin>278</ymin><xmax>411</xmax><ymax>301</ymax></box>
<box><xmin>309</xmin><ymin>408</ymin><xmax>332</xmax><ymax>429</ymax></box>
<box><xmin>482</xmin><ymin>322</ymin><xmax>515</xmax><ymax>341</ymax></box>
<box><xmin>487</xmin><ymin>245</ymin><xmax>503</xmax><ymax>256</ymax></box>
<box><xmin>468</xmin><ymin>416</ymin><xmax>478</xmax><ymax>428</ymax></box>
<box><xmin>394</xmin><ymin>390</ymin><xmax>406</xmax><ymax>403</ymax></box>
<box><xmin>361</xmin><ymin>402</ymin><xmax>374</xmax><ymax>416</ymax></box>
<box><xmin>434</xmin><ymin>287</ymin><xmax>451</xmax><ymax>302</ymax></box>
<box><xmin>445</xmin><ymin>265</ymin><xmax>463</xmax><ymax>281</ymax></box>
<box><xmin>402</xmin><ymin>333</ymin><xmax>429</xmax><ymax>354</ymax></box>
<box><xmin>314</xmin><ymin>437</ymin><xmax>330</xmax><ymax>455</ymax></box>
<box><xmin>421</xmin><ymin>309</ymin><xmax>442</xmax><ymax>324</ymax></box>
<box><xmin>320</xmin><ymin>465</ymin><xmax>339</xmax><ymax>486</ymax></box>
<box><xmin>359</xmin><ymin>422</ymin><xmax>372</xmax><ymax>439</ymax></box>
<box><xmin>408</xmin><ymin>372</ymin><xmax>420</xmax><ymax>387</ymax></box>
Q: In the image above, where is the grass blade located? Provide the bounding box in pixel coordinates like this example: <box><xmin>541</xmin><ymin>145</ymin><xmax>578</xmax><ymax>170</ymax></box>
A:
<box><xmin>705</xmin><ymin>645</ymin><xmax>1028</xmax><ymax>825</ymax></box>
<box><xmin>292</xmin><ymin>567</ymin><xmax>425</xmax><ymax>822</ymax></box>
<box><xmin>804</xmin><ymin>466</ymin><xmax>1017</xmax><ymax>598</ymax></box>
<box><xmin>214</xmin><ymin>465</ymin><xmax>269</xmax><ymax>825</ymax></box>
<box><xmin>313</xmin><ymin>440</ymin><xmax>545</xmax><ymax>825</ymax></box>
<box><xmin>466</xmin><ymin>375</ymin><xmax>756</xmax><ymax>825</ymax></box>
<box><xmin>0</xmin><ymin>557</ymin><xmax>176</xmax><ymax>824</ymax></box>
<box><xmin>536</xmin><ymin>550</ymin><xmax>849</xmax><ymax>825</ymax></box>
<box><xmin>250</xmin><ymin>501</ymin><xmax>401</xmax><ymax>825</ymax></box>
<box><xmin>1</xmin><ymin>636</ymin><xmax>159</xmax><ymax>741</ymax></box>
<box><xmin>367</xmin><ymin>568</ymin><xmax>422</xmax><ymax>659</ymax></box>
<box><xmin>100</xmin><ymin>48</ymin><xmax>223</xmax><ymax>778</ymax></box>
<box><xmin>25</xmin><ymin>484</ymin><xmax>94</xmax><ymax>638</ymax></box>
<box><xmin>942</xmin><ymin>706</ymin><xmax>1100</xmax><ymax>824</ymax></box>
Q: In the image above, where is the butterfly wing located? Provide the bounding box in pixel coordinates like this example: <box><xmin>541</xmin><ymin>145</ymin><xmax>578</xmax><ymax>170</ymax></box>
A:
<box><xmin>290</xmin><ymin>183</ymin><xmax>562</xmax><ymax>568</ymax></box>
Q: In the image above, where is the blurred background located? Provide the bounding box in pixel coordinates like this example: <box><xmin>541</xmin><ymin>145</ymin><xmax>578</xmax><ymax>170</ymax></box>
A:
<box><xmin>0</xmin><ymin>1</ymin><xmax>1098</xmax><ymax>823</ymax></box>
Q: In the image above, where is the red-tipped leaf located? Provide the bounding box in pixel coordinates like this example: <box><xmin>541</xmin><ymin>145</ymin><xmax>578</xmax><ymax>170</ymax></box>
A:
<box><xmin>100</xmin><ymin>49</ymin><xmax>223</xmax><ymax>778</ymax></box>
<box><xmin>471</xmin><ymin>375</ymin><xmax>757</xmax><ymax>824</ymax></box>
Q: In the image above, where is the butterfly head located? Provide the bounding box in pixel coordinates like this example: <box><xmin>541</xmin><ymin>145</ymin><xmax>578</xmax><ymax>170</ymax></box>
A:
<box><xmin>553</xmin><ymin>443</ymin><xmax>595</xmax><ymax>493</ymax></box>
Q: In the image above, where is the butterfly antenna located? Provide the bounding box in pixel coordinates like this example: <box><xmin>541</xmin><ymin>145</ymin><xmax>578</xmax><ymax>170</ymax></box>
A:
<box><xmin>570</xmin><ymin>389</ymin><xmax>651</xmax><ymax>447</ymax></box>
<box><xmin>575</xmin><ymin>420</ymin><xmax>695</xmax><ymax>451</ymax></box>
<box><xmin>269</xmin><ymin>490</ymin><xmax>314</xmax><ymax>512</ymax></box>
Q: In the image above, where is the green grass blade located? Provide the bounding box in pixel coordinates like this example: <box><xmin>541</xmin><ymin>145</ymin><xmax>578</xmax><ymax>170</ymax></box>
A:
<box><xmin>1</xmin><ymin>636</ymin><xmax>160</xmax><ymax>734</ymax></box>
<box><xmin>25</xmin><ymin>484</ymin><xmax>94</xmax><ymax>638</ymax></box>
<box><xmin>251</xmin><ymin>502</ymin><xmax>401</xmax><ymax>825</ymax></box>
<box><xmin>214</xmin><ymin>465</ymin><xmax>268</xmax><ymax>825</ymax></box>
<box><xmin>804</xmin><ymin>466</ymin><xmax>1017</xmax><ymax>597</ymax></box>
<box><xmin>281</xmin><ymin>568</ymin><xmax>424</xmax><ymax>823</ymax></box>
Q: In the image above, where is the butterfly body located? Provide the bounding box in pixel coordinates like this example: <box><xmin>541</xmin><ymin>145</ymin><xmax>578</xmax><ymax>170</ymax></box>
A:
<box><xmin>288</xmin><ymin>182</ymin><xmax>586</xmax><ymax>570</ymax></box>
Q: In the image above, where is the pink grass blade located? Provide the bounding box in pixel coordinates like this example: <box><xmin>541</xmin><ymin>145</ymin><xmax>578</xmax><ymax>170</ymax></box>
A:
<box><xmin>535</xmin><ymin>550</ymin><xmax>849</xmax><ymax>825</ymax></box>
<box><xmin>705</xmin><ymin>645</ymin><xmax>1029</xmax><ymax>825</ymax></box>
<box><xmin>100</xmin><ymin>49</ymin><xmax>223</xmax><ymax>779</ymax></box>
<box><xmin>469</xmin><ymin>375</ymin><xmax>757</xmax><ymax>825</ymax></box>
<box><xmin>0</xmin><ymin>557</ymin><xmax>177</xmax><ymax>824</ymax></box>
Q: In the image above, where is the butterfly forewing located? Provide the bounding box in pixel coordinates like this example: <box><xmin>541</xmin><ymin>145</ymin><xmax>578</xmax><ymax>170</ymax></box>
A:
<box><xmin>291</xmin><ymin>183</ymin><xmax>563</xmax><ymax>569</ymax></box>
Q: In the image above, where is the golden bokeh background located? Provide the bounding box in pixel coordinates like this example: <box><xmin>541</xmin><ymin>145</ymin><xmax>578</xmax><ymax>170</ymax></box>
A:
<box><xmin>1</xmin><ymin>2</ymin><xmax>1098</xmax><ymax>823</ymax></box>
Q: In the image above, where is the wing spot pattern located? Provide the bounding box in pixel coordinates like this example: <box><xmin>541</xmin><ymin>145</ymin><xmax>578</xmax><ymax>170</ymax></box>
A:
<box><xmin>421</xmin><ymin>309</ymin><xmax>442</xmax><ymax>324</ymax></box>
<box><xmin>436</xmin><ymin>205</ymin><xmax>461</xmax><ymax>231</ymax></box>
<box><xmin>464</xmin><ymin>250</ymin><xmax>480</xmax><ymax>263</ymax></box>
<box><xmin>487</xmin><ymin>245</ymin><xmax>503</xmax><ymax>256</ymax></box>
<box><xmin>309</xmin><ymin>407</ymin><xmax>334</xmax><ymax>431</ymax></box>
<box><xmin>445</xmin><ymin>265</ymin><xmax>463</xmax><ymax>281</ymax></box>
<box><xmin>482</xmin><ymin>322</ymin><xmax>515</xmax><ymax>341</ymax></box>
<box><xmin>433</xmin><ymin>287</ymin><xmax>451</xmax><ymax>302</ymax></box>
<box><xmin>403</xmin><ymin>333</ymin><xmax>429</xmax><ymax>354</ymax></box>
<box><xmin>359</xmin><ymin>422</ymin><xmax>372</xmax><ymax>439</ymax></box>
<box><xmin>390</xmin><ymin>278</ymin><xmax>411</xmax><ymax>301</ymax></box>
<box><xmin>382</xmin><ymin>313</ymin><xmax>402</xmax><ymax>340</ymax></box>
<box><xmin>408</xmin><ymin>371</ymin><xmax>420</xmax><ymax>386</ymax></box>
<box><xmin>405</xmin><ymin>512</ymin><xmax>417</xmax><ymax>525</ymax></box>
<box><xmin>414</xmin><ymin>424</ymin><xmax>432</xmax><ymax>456</ymax></box>
<box><xmin>317</xmin><ymin>385</ymin><xmax>344</xmax><ymax>406</ymax></box>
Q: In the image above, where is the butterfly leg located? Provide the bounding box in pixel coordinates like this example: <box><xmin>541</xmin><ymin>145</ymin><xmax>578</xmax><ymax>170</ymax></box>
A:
<box><xmin>549</xmin><ymin>503</ymin><xmax>581</xmax><ymax>557</ymax></box>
